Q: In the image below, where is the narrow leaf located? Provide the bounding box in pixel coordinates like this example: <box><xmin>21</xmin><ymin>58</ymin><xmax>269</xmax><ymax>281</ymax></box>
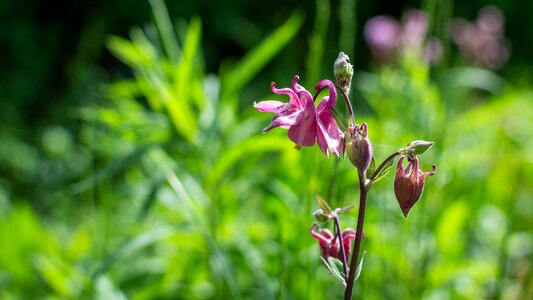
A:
<box><xmin>321</xmin><ymin>257</ymin><xmax>346</xmax><ymax>286</ymax></box>
<box><xmin>365</xmin><ymin>156</ymin><xmax>376</xmax><ymax>179</ymax></box>
<box><xmin>222</xmin><ymin>11</ymin><xmax>304</xmax><ymax>98</ymax></box>
<box><xmin>316</xmin><ymin>195</ymin><xmax>332</xmax><ymax>214</ymax></box>
<box><xmin>149</xmin><ymin>0</ymin><xmax>180</xmax><ymax>62</ymax></box>
<box><xmin>371</xmin><ymin>157</ymin><xmax>394</xmax><ymax>183</ymax></box>
<box><xmin>354</xmin><ymin>251</ymin><xmax>367</xmax><ymax>282</ymax></box>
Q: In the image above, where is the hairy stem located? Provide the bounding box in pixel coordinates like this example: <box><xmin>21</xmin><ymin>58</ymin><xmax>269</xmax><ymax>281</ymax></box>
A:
<box><xmin>344</xmin><ymin>171</ymin><xmax>368</xmax><ymax>300</ymax></box>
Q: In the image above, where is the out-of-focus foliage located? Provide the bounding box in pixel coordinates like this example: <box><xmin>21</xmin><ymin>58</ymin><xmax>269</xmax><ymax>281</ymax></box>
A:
<box><xmin>0</xmin><ymin>0</ymin><xmax>532</xmax><ymax>299</ymax></box>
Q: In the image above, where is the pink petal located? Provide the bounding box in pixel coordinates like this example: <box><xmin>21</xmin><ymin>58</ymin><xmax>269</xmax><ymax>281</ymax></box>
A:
<box><xmin>315</xmin><ymin>80</ymin><xmax>337</xmax><ymax>107</ymax></box>
<box><xmin>254</xmin><ymin>100</ymin><xmax>286</xmax><ymax>113</ymax></box>
<box><xmin>262</xmin><ymin>107</ymin><xmax>302</xmax><ymax>133</ymax></box>
<box><xmin>292</xmin><ymin>76</ymin><xmax>313</xmax><ymax>104</ymax></box>
<box><xmin>288</xmin><ymin>102</ymin><xmax>317</xmax><ymax>146</ymax></box>
<box><xmin>316</xmin><ymin>101</ymin><xmax>342</xmax><ymax>157</ymax></box>
<box><xmin>270</xmin><ymin>82</ymin><xmax>302</xmax><ymax>109</ymax></box>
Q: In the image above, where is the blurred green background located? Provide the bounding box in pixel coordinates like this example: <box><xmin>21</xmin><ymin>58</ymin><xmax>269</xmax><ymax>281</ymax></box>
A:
<box><xmin>1</xmin><ymin>0</ymin><xmax>532</xmax><ymax>299</ymax></box>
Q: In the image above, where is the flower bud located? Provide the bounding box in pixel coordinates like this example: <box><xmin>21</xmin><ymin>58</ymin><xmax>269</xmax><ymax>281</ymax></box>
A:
<box><xmin>313</xmin><ymin>209</ymin><xmax>332</xmax><ymax>222</ymax></box>
<box><xmin>399</xmin><ymin>140</ymin><xmax>434</xmax><ymax>155</ymax></box>
<box><xmin>334</xmin><ymin>52</ymin><xmax>354</xmax><ymax>94</ymax></box>
<box><xmin>346</xmin><ymin>123</ymin><xmax>373</xmax><ymax>174</ymax></box>
<box><xmin>394</xmin><ymin>156</ymin><xmax>436</xmax><ymax>217</ymax></box>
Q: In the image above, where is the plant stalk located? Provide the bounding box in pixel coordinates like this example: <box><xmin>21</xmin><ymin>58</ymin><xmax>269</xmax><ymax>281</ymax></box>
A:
<box><xmin>344</xmin><ymin>171</ymin><xmax>368</xmax><ymax>300</ymax></box>
<box><xmin>335</xmin><ymin>85</ymin><xmax>355</xmax><ymax>125</ymax></box>
<box><xmin>334</xmin><ymin>216</ymin><xmax>349</xmax><ymax>281</ymax></box>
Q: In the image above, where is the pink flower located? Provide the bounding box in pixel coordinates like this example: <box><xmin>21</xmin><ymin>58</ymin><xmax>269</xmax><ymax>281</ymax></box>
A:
<box><xmin>310</xmin><ymin>224</ymin><xmax>358</xmax><ymax>260</ymax></box>
<box><xmin>364</xmin><ymin>15</ymin><xmax>401</xmax><ymax>60</ymax></box>
<box><xmin>450</xmin><ymin>5</ymin><xmax>509</xmax><ymax>69</ymax></box>
<box><xmin>394</xmin><ymin>156</ymin><xmax>436</xmax><ymax>217</ymax></box>
<box><xmin>254</xmin><ymin>76</ymin><xmax>343</xmax><ymax>157</ymax></box>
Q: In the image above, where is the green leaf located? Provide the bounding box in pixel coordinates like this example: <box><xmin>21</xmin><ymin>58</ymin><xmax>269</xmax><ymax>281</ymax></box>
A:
<box><xmin>320</xmin><ymin>257</ymin><xmax>346</xmax><ymax>286</ymax></box>
<box><xmin>149</xmin><ymin>0</ymin><xmax>180</xmax><ymax>62</ymax></box>
<box><xmin>365</xmin><ymin>156</ymin><xmax>376</xmax><ymax>179</ymax></box>
<box><xmin>315</xmin><ymin>195</ymin><xmax>332</xmax><ymax>214</ymax></box>
<box><xmin>107</xmin><ymin>35</ymin><xmax>153</xmax><ymax>69</ymax></box>
<box><xmin>165</xmin><ymin>17</ymin><xmax>202</xmax><ymax>143</ymax></box>
<box><xmin>93</xmin><ymin>226</ymin><xmax>175</xmax><ymax>278</ymax></box>
<box><xmin>354</xmin><ymin>251</ymin><xmax>366</xmax><ymax>282</ymax></box>
<box><xmin>66</xmin><ymin>143</ymin><xmax>156</xmax><ymax>195</ymax></box>
<box><xmin>372</xmin><ymin>163</ymin><xmax>393</xmax><ymax>183</ymax></box>
<box><xmin>337</xmin><ymin>205</ymin><xmax>355</xmax><ymax>215</ymax></box>
<box><xmin>221</xmin><ymin>11</ymin><xmax>304</xmax><ymax>99</ymax></box>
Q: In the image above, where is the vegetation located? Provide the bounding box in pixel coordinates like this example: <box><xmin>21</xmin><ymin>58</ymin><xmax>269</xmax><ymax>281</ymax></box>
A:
<box><xmin>0</xmin><ymin>0</ymin><xmax>532</xmax><ymax>299</ymax></box>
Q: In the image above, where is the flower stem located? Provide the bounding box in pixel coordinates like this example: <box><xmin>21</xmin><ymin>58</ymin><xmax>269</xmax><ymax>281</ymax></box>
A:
<box><xmin>334</xmin><ymin>216</ymin><xmax>349</xmax><ymax>281</ymax></box>
<box><xmin>313</xmin><ymin>85</ymin><xmax>356</xmax><ymax>126</ymax></box>
<box><xmin>335</xmin><ymin>85</ymin><xmax>355</xmax><ymax>125</ymax></box>
<box><xmin>344</xmin><ymin>171</ymin><xmax>368</xmax><ymax>300</ymax></box>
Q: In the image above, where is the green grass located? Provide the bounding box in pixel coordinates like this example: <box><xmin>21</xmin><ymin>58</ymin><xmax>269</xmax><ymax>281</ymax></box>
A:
<box><xmin>0</xmin><ymin>1</ymin><xmax>532</xmax><ymax>299</ymax></box>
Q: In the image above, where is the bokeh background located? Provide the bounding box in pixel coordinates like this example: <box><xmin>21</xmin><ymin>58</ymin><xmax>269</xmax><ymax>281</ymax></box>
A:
<box><xmin>1</xmin><ymin>0</ymin><xmax>532</xmax><ymax>299</ymax></box>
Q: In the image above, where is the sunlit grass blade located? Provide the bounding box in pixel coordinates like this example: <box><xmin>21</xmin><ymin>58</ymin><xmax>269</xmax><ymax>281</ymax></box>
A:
<box><xmin>306</xmin><ymin>0</ymin><xmax>329</xmax><ymax>86</ymax></box>
<box><xmin>149</xmin><ymin>0</ymin><xmax>180</xmax><ymax>63</ymax></box>
<box><xmin>221</xmin><ymin>11</ymin><xmax>304</xmax><ymax>99</ymax></box>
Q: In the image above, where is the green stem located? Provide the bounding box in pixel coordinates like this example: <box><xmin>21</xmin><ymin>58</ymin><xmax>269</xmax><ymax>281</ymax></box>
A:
<box><xmin>344</xmin><ymin>171</ymin><xmax>368</xmax><ymax>299</ymax></box>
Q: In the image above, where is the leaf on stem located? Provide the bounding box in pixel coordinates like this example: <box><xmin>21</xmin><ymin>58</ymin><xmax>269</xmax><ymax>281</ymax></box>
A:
<box><xmin>336</xmin><ymin>205</ymin><xmax>355</xmax><ymax>215</ymax></box>
<box><xmin>370</xmin><ymin>158</ymin><xmax>394</xmax><ymax>183</ymax></box>
<box><xmin>321</xmin><ymin>257</ymin><xmax>346</xmax><ymax>286</ymax></box>
<box><xmin>316</xmin><ymin>195</ymin><xmax>333</xmax><ymax>214</ymax></box>
<box><xmin>354</xmin><ymin>251</ymin><xmax>367</xmax><ymax>282</ymax></box>
<box><xmin>365</xmin><ymin>156</ymin><xmax>376</xmax><ymax>179</ymax></box>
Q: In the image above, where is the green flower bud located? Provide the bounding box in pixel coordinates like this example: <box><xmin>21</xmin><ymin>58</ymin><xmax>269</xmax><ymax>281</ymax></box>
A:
<box><xmin>334</xmin><ymin>52</ymin><xmax>354</xmax><ymax>94</ymax></box>
<box><xmin>399</xmin><ymin>140</ymin><xmax>434</xmax><ymax>156</ymax></box>
<box><xmin>313</xmin><ymin>209</ymin><xmax>332</xmax><ymax>222</ymax></box>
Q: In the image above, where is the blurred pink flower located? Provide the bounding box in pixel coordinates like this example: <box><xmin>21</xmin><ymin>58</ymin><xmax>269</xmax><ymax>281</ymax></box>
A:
<box><xmin>402</xmin><ymin>10</ymin><xmax>428</xmax><ymax>48</ymax></box>
<box><xmin>364</xmin><ymin>10</ymin><xmax>443</xmax><ymax>65</ymax></box>
<box><xmin>424</xmin><ymin>37</ymin><xmax>444</xmax><ymax>64</ymax></box>
<box><xmin>450</xmin><ymin>5</ymin><xmax>510</xmax><ymax>69</ymax></box>
<box><xmin>254</xmin><ymin>76</ymin><xmax>343</xmax><ymax>157</ymax></box>
<box><xmin>364</xmin><ymin>15</ymin><xmax>401</xmax><ymax>61</ymax></box>
<box><xmin>310</xmin><ymin>225</ymin><xmax>358</xmax><ymax>260</ymax></box>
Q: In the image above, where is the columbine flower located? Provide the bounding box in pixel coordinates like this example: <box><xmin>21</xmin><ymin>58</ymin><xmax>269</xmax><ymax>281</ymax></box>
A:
<box><xmin>254</xmin><ymin>76</ymin><xmax>343</xmax><ymax>157</ymax></box>
<box><xmin>394</xmin><ymin>156</ymin><xmax>436</xmax><ymax>217</ymax></box>
<box><xmin>310</xmin><ymin>224</ymin><xmax>357</xmax><ymax>260</ymax></box>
